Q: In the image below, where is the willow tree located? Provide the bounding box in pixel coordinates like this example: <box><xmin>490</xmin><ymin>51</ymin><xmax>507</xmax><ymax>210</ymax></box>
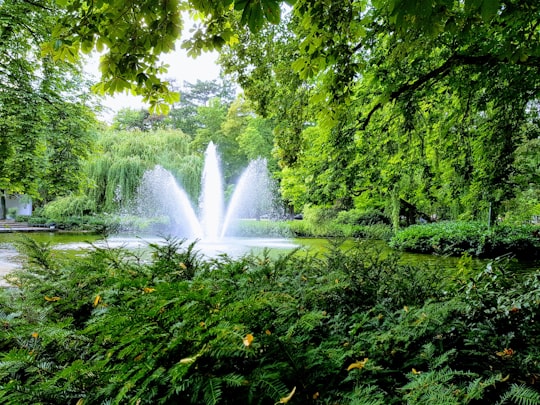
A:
<box><xmin>85</xmin><ymin>130</ymin><xmax>202</xmax><ymax>211</ymax></box>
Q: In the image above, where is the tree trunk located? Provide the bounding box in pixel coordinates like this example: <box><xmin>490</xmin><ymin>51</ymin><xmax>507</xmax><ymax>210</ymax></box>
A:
<box><xmin>0</xmin><ymin>190</ymin><xmax>6</xmax><ymax>220</ymax></box>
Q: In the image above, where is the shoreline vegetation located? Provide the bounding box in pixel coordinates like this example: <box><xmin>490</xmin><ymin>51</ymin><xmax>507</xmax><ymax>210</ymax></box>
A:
<box><xmin>9</xmin><ymin>210</ymin><xmax>540</xmax><ymax>260</ymax></box>
<box><xmin>0</xmin><ymin>237</ymin><xmax>539</xmax><ymax>404</ymax></box>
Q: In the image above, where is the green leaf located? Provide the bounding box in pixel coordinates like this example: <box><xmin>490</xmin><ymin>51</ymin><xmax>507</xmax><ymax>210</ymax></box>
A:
<box><xmin>480</xmin><ymin>0</ymin><xmax>500</xmax><ymax>21</ymax></box>
<box><xmin>262</xmin><ymin>0</ymin><xmax>281</xmax><ymax>25</ymax></box>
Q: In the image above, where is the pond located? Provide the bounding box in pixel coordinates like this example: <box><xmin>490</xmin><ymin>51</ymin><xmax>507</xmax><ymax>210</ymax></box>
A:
<box><xmin>1</xmin><ymin>232</ymin><xmax>538</xmax><ymax>287</ymax></box>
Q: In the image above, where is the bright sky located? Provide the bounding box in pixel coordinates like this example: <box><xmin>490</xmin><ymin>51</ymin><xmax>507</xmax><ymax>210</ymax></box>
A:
<box><xmin>84</xmin><ymin>44</ymin><xmax>220</xmax><ymax>122</ymax></box>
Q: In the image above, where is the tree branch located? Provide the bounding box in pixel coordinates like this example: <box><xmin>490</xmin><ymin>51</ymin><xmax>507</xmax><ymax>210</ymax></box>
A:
<box><xmin>359</xmin><ymin>53</ymin><xmax>540</xmax><ymax>130</ymax></box>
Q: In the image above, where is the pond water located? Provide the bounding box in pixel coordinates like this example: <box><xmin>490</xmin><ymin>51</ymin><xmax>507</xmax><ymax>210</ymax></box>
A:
<box><xmin>1</xmin><ymin>232</ymin><xmax>538</xmax><ymax>287</ymax></box>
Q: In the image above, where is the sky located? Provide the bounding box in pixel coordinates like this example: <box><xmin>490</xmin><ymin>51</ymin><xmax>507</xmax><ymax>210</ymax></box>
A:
<box><xmin>84</xmin><ymin>43</ymin><xmax>221</xmax><ymax>122</ymax></box>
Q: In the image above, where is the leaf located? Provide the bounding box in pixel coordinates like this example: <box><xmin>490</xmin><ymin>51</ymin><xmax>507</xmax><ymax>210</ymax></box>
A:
<box><xmin>93</xmin><ymin>295</ymin><xmax>101</xmax><ymax>307</ymax></box>
<box><xmin>243</xmin><ymin>333</ymin><xmax>254</xmax><ymax>347</ymax></box>
<box><xmin>276</xmin><ymin>386</ymin><xmax>296</xmax><ymax>404</ymax></box>
<box><xmin>347</xmin><ymin>358</ymin><xmax>369</xmax><ymax>371</ymax></box>
<box><xmin>262</xmin><ymin>0</ymin><xmax>281</xmax><ymax>25</ymax></box>
<box><xmin>44</xmin><ymin>296</ymin><xmax>61</xmax><ymax>302</ymax></box>
<box><xmin>480</xmin><ymin>0</ymin><xmax>500</xmax><ymax>21</ymax></box>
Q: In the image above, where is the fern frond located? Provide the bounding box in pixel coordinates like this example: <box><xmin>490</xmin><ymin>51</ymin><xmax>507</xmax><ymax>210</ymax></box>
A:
<box><xmin>496</xmin><ymin>384</ymin><xmax>540</xmax><ymax>405</ymax></box>
<box><xmin>203</xmin><ymin>377</ymin><xmax>223</xmax><ymax>405</ymax></box>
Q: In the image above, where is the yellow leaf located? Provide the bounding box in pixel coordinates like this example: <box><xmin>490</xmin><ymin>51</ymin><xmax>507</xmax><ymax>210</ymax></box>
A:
<box><xmin>347</xmin><ymin>358</ymin><xmax>368</xmax><ymax>371</ymax></box>
<box><xmin>179</xmin><ymin>357</ymin><xmax>196</xmax><ymax>364</ymax></box>
<box><xmin>44</xmin><ymin>296</ymin><xmax>61</xmax><ymax>302</ymax></box>
<box><xmin>31</xmin><ymin>332</ymin><xmax>39</xmax><ymax>339</ymax></box>
<box><xmin>243</xmin><ymin>333</ymin><xmax>254</xmax><ymax>347</ymax></box>
<box><xmin>276</xmin><ymin>386</ymin><xmax>296</xmax><ymax>404</ymax></box>
<box><xmin>93</xmin><ymin>295</ymin><xmax>101</xmax><ymax>307</ymax></box>
<box><xmin>265</xmin><ymin>329</ymin><xmax>272</xmax><ymax>335</ymax></box>
<box><xmin>412</xmin><ymin>368</ymin><xmax>422</xmax><ymax>375</ymax></box>
<box><xmin>495</xmin><ymin>348</ymin><xmax>514</xmax><ymax>358</ymax></box>
<box><xmin>179</xmin><ymin>262</ymin><xmax>187</xmax><ymax>270</ymax></box>
<box><xmin>403</xmin><ymin>306</ymin><xmax>409</xmax><ymax>312</ymax></box>
<box><xmin>76</xmin><ymin>399</ymin><xmax>84</xmax><ymax>405</ymax></box>
<box><xmin>143</xmin><ymin>287</ymin><xmax>156</xmax><ymax>293</ymax></box>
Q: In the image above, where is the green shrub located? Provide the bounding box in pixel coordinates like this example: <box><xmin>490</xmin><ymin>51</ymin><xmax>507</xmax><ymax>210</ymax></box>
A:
<box><xmin>14</xmin><ymin>215</ymin><xmax>31</xmax><ymax>223</ymax></box>
<box><xmin>27</xmin><ymin>216</ymin><xmax>48</xmax><ymax>226</ymax></box>
<box><xmin>390</xmin><ymin>221</ymin><xmax>540</xmax><ymax>258</ymax></box>
<box><xmin>336</xmin><ymin>209</ymin><xmax>390</xmax><ymax>226</ymax></box>
<box><xmin>302</xmin><ymin>205</ymin><xmax>339</xmax><ymax>224</ymax></box>
<box><xmin>42</xmin><ymin>195</ymin><xmax>97</xmax><ymax>219</ymax></box>
<box><xmin>224</xmin><ymin>219</ymin><xmax>293</xmax><ymax>238</ymax></box>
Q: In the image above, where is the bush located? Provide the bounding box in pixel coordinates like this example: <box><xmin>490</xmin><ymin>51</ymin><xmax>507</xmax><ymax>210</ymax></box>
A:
<box><xmin>226</xmin><ymin>219</ymin><xmax>293</xmax><ymax>237</ymax></box>
<box><xmin>14</xmin><ymin>215</ymin><xmax>31</xmax><ymax>223</ymax></box>
<box><xmin>1</xmin><ymin>238</ymin><xmax>539</xmax><ymax>404</ymax></box>
<box><xmin>390</xmin><ymin>221</ymin><xmax>540</xmax><ymax>258</ymax></box>
<box><xmin>336</xmin><ymin>209</ymin><xmax>390</xmax><ymax>226</ymax></box>
<box><xmin>290</xmin><ymin>206</ymin><xmax>394</xmax><ymax>239</ymax></box>
<box><xmin>26</xmin><ymin>216</ymin><xmax>48</xmax><ymax>226</ymax></box>
<box><xmin>42</xmin><ymin>195</ymin><xmax>97</xmax><ymax>219</ymax></box>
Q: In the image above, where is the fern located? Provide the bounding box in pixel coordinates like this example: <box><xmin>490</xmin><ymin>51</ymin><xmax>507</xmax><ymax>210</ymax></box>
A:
<box><xmin>203</xmin><ymin>377</ymin><xmax>223</xmax><ymax>405</ymax></box>
<box><xmin>496</xmin><ymin>384</ymin><xmax>540</xmax><ymax>405</ymax></box>
<box><xmin>346</xmin><ymin>384</ymin><xmax>387</xmax><ymax>405</ymax></box>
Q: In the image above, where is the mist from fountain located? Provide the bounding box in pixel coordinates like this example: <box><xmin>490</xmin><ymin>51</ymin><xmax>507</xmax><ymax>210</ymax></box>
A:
<box><xmin>199</xmin><ymin>142</ymin><xmax>225</xmax><ymax>240</ymax></box>
<box><xmin>135</xmin><ymin>142</ymin><xmax>277</xmax><ymax>240</ymax></box>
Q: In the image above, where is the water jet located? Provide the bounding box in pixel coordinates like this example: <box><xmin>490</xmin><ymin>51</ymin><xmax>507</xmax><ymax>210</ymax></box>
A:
<box><xmin>135</xmin><ymin>142</ymin><xmax>278</xmax><ymax>240</ymax></box>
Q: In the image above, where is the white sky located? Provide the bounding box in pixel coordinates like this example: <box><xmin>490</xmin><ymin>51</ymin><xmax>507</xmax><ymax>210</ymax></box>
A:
<box><xmin>84</xmin><ymin>43</ymin><xmax>220</xmax><ymax>122</ymax></box>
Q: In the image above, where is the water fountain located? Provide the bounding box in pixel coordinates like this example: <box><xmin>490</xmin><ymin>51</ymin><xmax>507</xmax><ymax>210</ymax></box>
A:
<box><xmin>135</xmin><ymin>142</ymin><xmax>279</xmax><ymax>241</ymax></box>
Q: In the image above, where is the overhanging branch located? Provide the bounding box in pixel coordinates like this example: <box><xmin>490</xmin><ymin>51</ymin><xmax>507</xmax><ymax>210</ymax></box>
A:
<box><xmin>358</xmin><ymin>53</ymin><xmax>539</xmax><ymax>130</ymax></box>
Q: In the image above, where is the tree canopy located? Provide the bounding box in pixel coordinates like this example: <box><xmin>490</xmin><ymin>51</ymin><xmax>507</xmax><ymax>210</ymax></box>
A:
<box><xmin>216</xmin><ymin>0</ymin><xmax>540</xmax><ymax>222</ymax></box>
<box><xmin>0</xmin><ymin>0</ymin><xmax>97</xmax><ymax>218</ymax></box>
<box><xmin>2</xmin><ymin>0</ymin><xmax>539</xmax><ymax>222</ymax></box>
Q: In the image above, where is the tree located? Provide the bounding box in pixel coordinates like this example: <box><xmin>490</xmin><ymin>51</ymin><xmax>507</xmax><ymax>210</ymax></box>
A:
<box><xmin>0</xmin><ymin>0</ymin><xmax>98</xmax><ymax>218</ymax></box>
<box><xmin>48</xmin><ymin>0</ymin><xmax>286</xmax><ymax>113</ymax></box>
<box><xmin>166</xmin><ymin>79</ymin><xmax>236</xmax><ymax>137</ymax></box>
<box><xmin>217</xmin><ymin>0</ymin><xmax>540</xmax><ymax>221</ymax></box>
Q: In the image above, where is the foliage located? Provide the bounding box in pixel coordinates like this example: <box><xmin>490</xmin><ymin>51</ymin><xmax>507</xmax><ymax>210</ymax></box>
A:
<box><xmin>218</xmin><ymin>0</ymin><xmax>540</xmax><ymax>224</ymax></box>
<box><xmin>47</xmin><ymin>0</ymin><xmax>286</xmax><ymax>113</ymax></box>
<box><xmin>336</xmin><ymin>209</ymin><xmax>391</xmax><ymax>226</ymax></box>
<box><xmin>84</xmin><ymin>129</ymin><xmax>201</xmax><ymax>212</ymax></box>
<box><xmin>287</xmin><ymin>206</ymin><xmax>394</xmax><ymax>240</ymax></box>
<box><xmin>227</xmin><ymin>219</ymin><xmax>293</xmax><ymax>238</ymax></box>
<box><xmin>390</xmin><ymin>221</ymin><xmax>540</xmax><ymax>258</ymax></box>
<box><xmin>42</xmin><ymin>195</ymin><xmax>97</xmax><ymax>219</ymax></box>
<box><xmin>0</xmin><ymin>238</ymin><xmax>539</xmax><ymax>404</ymax></box>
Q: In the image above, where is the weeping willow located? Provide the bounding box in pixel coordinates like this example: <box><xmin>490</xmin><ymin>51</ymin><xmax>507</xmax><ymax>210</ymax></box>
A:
<box><xmin>166</xmin><ymin>155</ymin><xmax>204</xmax><ymax>202</ymax></box>
<box><xmin>97</xmin><ymin>130</ymin><xmax>192</xmax><ymax>162</ymax></box>
<box><xmin>104</xmin><ymin>156</ymin><xmax>147</xmax><ymax>211</ymax></box>
<box><xmin>85</xmin><ymin>155</ymin><xmax>114</xmax><ymax>210</ymax></box>
<box><xmin>82</xmin><ymin>129</ymin><xmax>202</xmax><ymax>213</ymax></box>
